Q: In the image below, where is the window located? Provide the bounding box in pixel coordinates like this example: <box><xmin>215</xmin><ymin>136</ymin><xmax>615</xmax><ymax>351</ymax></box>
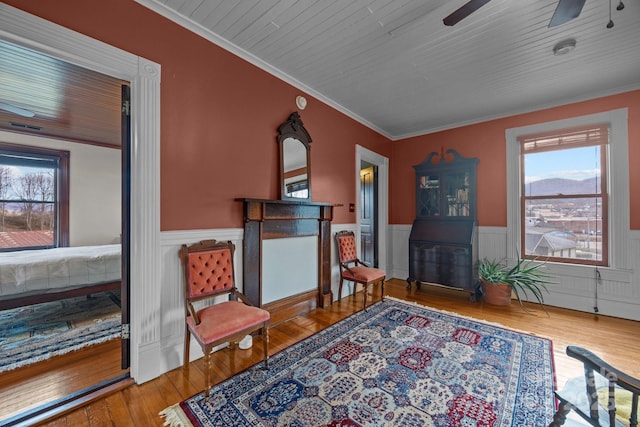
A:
<box><xmin>0</xmin><ymin>143</ymin><xmax>69</xmax><ymax>251</ymax></box>
<box><xmin>286</xmin><ymin>179</ymin><xmax>309</xmax><ymax>199</ymax></box>
<box><xmin>519</xmin><ymin>125</ymin><xmax>608</xmax><ymax>266</ymax></box>
<box><xmin>506</xmin><ymin>109</ymin><xmax>630</xmax><ymax>272</ymax></box>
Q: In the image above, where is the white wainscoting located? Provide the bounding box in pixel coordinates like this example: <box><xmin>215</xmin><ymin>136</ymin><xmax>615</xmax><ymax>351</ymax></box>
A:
<box><xmin>389</xmin><ymin>224</ymin><xmax>411</xmax><ymax>282</ymax></box>
<box><xmin>149</xmin><ymin>225</ymin><xmax>638</xmax><ymax>381</ymax></box>
<box><xmin>156</xmin><ymin>224</ymin><xmax>359</xmax><ymax>376</ymax></box>
<box><xmin>388</xmin><ymin>225</ymin><xmax>640</xmax><ymax>321</ymax></box>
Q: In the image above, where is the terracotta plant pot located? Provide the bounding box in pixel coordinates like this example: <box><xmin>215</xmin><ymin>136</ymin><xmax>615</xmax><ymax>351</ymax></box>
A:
<box><xmin>481</xmin><ymin>280</ymin><xmax>513</xmax><ymax>306</ymax></box>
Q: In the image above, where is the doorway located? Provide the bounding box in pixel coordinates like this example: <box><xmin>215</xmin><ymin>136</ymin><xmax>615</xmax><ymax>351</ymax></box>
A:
<box><xmin>355</xmin><ymin>145</ymin><xmax>389</xmax><ymax>274</ymax></box>
<box><xmin>0</xmin><ymin>26</ymin><xmax>139</xmax><ymax>426</ymax></box>
<box><xmin>0</xmin><ymin>69</ymin><xmax>130</xmax><ymax>426</ymax></box>
<box><xmin>2</xmin><ymin>4</ymin><xmax>162</xmax><ymax>391</ymax></box>
<box><xmin>360</xmin><ymin>162</ymin><xmax>378</xmax><ymax>267</ymax></box>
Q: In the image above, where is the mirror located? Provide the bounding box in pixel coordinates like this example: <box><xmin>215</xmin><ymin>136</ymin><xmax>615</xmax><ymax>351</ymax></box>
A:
<box><xmin>278</xmin><ymin>112</ymin><xmax>312</xmax><ymax>200</ymax></box>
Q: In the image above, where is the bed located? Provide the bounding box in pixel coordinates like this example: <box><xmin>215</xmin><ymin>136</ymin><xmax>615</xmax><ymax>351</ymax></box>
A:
<box><xmin>0</xmin><ymin>244</ymin><xmax>121</xmax><ymax>310</ymax></box>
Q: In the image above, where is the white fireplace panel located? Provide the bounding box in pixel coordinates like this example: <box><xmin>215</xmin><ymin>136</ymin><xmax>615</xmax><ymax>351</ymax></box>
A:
<box><xmin>262</xmin><ymin>236</ymin><xmax>318</xmax><ymax>304</ymax></box>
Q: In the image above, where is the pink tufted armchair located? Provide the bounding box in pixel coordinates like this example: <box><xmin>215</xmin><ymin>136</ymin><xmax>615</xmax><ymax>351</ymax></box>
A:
<box><xmin>335</xmin><ymin>231</ymin><xmax>386</xmax><ymax>309</ymax></box>
<box><xmin>178</xmin><ymin>239</ymin><xmax>269</xmax><ymax>398</ymax></box>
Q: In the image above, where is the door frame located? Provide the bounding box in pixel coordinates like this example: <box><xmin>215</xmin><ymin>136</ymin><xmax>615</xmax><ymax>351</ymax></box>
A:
<box><xmin>1</xmin><ymin>4</ymin><xmax>161</xmax><ymax>383</ymax></box>
<box><xmin>355</xmin><ymin>145</ymin><xmax>388</xmax><ymax>273</ymax></box>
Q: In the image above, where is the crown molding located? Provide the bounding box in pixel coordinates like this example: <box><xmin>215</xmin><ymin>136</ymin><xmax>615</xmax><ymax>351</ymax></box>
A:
<box><xmin>134</xmin><ymin>0</ymin><xmax>392</xmax><ymax>140</ymax></box>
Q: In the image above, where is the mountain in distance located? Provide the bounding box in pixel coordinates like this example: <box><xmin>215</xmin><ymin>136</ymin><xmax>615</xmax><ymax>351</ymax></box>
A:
<box><xmin>525</xmin><ymin>177</ymin><xmax>600</xmax><ymax>196</ymax></box>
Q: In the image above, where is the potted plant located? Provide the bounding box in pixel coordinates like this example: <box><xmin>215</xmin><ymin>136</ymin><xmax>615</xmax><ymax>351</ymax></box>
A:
<box><xmin>478</xmin><ymin>256</ymin><xmax>552</xmax><ymax>311</ymax></box>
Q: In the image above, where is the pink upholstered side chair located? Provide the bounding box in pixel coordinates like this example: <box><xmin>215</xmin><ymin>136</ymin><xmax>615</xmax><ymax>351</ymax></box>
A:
<box><xmin>335</xmin><ymin>231</ymin><xmax>386</xmax><ymax>309</ymax></box>
<box><xmin>178</xmin><ymin>239</ymin><xmax>269</xmax><ymax>398</ymax></box>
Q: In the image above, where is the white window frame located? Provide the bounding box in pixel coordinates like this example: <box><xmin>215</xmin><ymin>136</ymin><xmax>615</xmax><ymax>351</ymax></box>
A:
<box><xmin>506</xmin><ymin>109</ymin><xmax>630</xmax><ymax>272</ymax></box>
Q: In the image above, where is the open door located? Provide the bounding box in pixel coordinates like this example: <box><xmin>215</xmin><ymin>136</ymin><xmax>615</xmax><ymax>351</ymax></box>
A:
<box><xmin>360</xmin><ymin>163</ymin><xmax>378</xmax><ymax>267</ymax></box>
<box><xmin>120</xmin><ymin>84</ymin><xmax>131</xmax><ymax>368</ymax></box>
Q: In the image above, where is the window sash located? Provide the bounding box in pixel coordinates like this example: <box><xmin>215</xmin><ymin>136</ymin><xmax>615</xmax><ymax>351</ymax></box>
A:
<box><xmin>0</xmin><ymin>152</ymin><xmax>58</xmax><ymax>168</ymax></box>
<box><xmin>0</xmin><ymin>142</ymin><xmax>69</xmax><ymax>251</ymax></box>
<box><xmin>519</xmin><ymin>124</ymin><xmax>609</xmax><ymax>266</ymax></box>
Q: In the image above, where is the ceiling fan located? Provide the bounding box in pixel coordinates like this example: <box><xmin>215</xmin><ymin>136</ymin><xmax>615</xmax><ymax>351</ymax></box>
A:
<box><xmin>443</xmin><ymin>0</ymin><xmax>587</xmax><ymax>27</ymax></box>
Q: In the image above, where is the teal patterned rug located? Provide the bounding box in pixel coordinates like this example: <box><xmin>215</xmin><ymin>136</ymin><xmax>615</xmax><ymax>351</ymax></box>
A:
<box><xmin>160</xmin><ymin>298</ymin><xmax>555</xmax><ymax>426</ymax></box>
<box><xmin>0</xmin><ymin>292</ymin><xmax>121</xmax><ymax>373</ymax></box>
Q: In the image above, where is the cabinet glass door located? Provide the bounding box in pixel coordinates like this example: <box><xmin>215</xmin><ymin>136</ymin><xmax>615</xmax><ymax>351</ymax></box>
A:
<box><xmin>445</xmin><ymin>172</ymin><xmax>470</xmax><ymax>217</ymax></box>
<box><xmin>418</xmin><ymin>175</ymin><xmax>440</xmax><ymax>216</ymax></box>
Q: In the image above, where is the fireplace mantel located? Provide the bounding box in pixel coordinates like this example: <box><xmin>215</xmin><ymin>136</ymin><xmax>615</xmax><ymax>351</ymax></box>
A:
<box><xmin>240</xmin><ymin>198</ymin><xmax>333</xmax><ymax>323</ymax></box>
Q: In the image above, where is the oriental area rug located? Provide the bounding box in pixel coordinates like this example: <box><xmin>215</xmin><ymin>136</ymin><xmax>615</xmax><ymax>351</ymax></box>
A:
<box><xmin>0</xmin><ymin>291</ymin><xmax>121</xmax><ymax>373</ymax></box>
<box><xmin>160</xmin><ymin>298</ymin><xmax>555</xmax><ymax>427</ymax></box>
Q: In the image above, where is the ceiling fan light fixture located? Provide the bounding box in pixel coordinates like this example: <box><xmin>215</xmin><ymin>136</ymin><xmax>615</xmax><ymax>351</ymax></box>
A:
<box><xmin>553</xmin><ymin>38</ymin><xmax>577</xmax><ymax>56</ymax></box>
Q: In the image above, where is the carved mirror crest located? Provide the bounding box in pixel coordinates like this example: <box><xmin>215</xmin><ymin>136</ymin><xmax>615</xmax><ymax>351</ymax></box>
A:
<box><xmin>278</xmin><ymin>112</ymin><xmax>312</xmax><ymax>201</ymax></box>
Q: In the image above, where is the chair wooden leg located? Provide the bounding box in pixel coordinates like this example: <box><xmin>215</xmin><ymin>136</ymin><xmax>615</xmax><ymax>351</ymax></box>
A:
<box><xmin>262</xmin><ymin>325</ymin><xmax>269</xmax><ymax>369</ymax></box>
<box><xmin>204</xmin><ymin>350</ymin><xmax>212</xmax><ymax>398</ymax></box>
<box><xmin>548</xmin><ymin>401</ymin><xmax>572</xmax><ymax>427</ymax></box>
<box><xmin>338</xmin><ymin>277</ymin><xmax>344</xmax><ymax>300</ymax></box>
<box><xmin>183</xmin><ymin>325</ymin><xmax>190</xmax><ymax>369</ymax></box>
<box><xmin>363</xmin><ymin>282</ymin><xmax>368</xmax><ymax>310</ymax></box>
<box><xmin>381</xmin><ymin>279</ymin><xmax>385</xmax><ymax>301</ymax></box>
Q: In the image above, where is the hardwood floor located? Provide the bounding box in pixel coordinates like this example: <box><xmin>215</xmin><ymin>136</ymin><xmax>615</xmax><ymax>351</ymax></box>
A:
<box><xmin>0</xmin><ymin>339</ymin><xmax>129</xmax><ymax>423</ymax></box>
<box><xmin>2</xmin><ymin>278</ymin><xmax>639</xmax><ymax>426</ymax></box>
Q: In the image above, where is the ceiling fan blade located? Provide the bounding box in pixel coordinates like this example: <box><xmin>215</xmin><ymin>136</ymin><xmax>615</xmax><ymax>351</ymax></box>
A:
<box><xmin>548</xmin><ymin>0</ymin><xmax>586</xmax><ymax>27</ymax></box>
<box><xmin>443</xmin><ymin>0</ymin><xmax>492</xmax><ymax>26</ymax></box>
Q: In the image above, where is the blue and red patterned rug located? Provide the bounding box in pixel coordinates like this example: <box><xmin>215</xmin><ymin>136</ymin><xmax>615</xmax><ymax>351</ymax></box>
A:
<box><xmin>160</xmin><ymin>298</ymin><xmax>555</xmax><ymax>426</ymax></box>
<box><xmin>0</xmin><ymin>291</ymin><xmax>121</xmax><ymax>373</ymax></box>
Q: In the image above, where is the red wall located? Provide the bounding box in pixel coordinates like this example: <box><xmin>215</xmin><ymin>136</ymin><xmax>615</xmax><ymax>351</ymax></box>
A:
<box><xmin>391</xmin><ymin>90</ymin><xmax>640</xmax><ymax>229</ymax></box>
<box><xmin>6</xmin><ymin>2</ymin><xmax>639</xmax><ymax>231</ymax></box>
<box><xmin>5</xmin><ymin>0</ymin><xmax>392</xmax><ymax>230</ymax></box>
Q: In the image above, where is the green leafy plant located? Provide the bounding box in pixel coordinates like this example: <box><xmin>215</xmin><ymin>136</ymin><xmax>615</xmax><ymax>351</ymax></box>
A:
<box><xmin>478</xmin><ymin>256</ymin><xmax>553</xmax><ymax>312</ymax></box>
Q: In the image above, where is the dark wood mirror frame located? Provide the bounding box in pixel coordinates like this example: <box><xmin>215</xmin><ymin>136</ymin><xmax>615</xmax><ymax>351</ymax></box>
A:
<box><xmin>278</xmin><ymin>112</ymin><xmax>312</xmax><ymax>201</ymax></box>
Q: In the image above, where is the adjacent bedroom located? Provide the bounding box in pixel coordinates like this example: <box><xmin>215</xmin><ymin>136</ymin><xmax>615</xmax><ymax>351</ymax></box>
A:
<box><xmin>0</xmin><ymin>37</ymin><xmax>130</xmax><ymax>419</ymax></box>
<box><xmin>0</xmin><ymin>135</ymin><xmax>121</xmax><ymax>370</ymax></box>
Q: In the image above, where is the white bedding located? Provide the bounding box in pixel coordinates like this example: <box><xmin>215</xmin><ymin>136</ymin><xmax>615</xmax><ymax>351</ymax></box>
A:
<box><xmin>0</xmin><ymin>244</ymin><xmax>121</xmax><ymax>299</ymax></box>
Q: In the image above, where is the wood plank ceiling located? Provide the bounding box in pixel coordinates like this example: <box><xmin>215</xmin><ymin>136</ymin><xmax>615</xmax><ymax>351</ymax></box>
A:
<box><xmin>1</xmin><ymin>1</ymin><xmax>638</xmax><ymax>143</ymax></box>
<box><xmin>0</xmin><ymin>40</ymin><xmax>126</xmax><ymax>148</ymax></box>
<box><xmin>139</xmin><ymin>0</ymin><xmax>640</xmax><ymax>139</ymax></box>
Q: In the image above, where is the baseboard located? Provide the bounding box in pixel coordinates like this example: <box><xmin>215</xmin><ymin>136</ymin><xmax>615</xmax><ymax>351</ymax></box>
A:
<box><xmin>3</xmin><ymin>375</ymin><xmax>133</xmax><ymax>427</ymax></box>
<box><xmin>263</xmin><ymin>289</ymin><xmax>319</xmax><ymax>326</ymax></box>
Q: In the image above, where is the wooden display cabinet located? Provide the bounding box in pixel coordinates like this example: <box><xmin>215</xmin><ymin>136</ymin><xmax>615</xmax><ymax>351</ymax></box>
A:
<box><xmin>407</xmin><ymin>149</ymin><xmax>480</xmax><ymax>295</ymax></box>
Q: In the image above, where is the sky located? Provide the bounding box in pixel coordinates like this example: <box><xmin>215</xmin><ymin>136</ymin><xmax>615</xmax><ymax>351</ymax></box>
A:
<box><xmin>0</xmin><ymin>165</ymin><xmax>50</xmax><ymax>199</ymax></box>
<box><xmin>524</xmin><ymin>146</ymin><xmax>601</xmax><ymax>183</ymax></box>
